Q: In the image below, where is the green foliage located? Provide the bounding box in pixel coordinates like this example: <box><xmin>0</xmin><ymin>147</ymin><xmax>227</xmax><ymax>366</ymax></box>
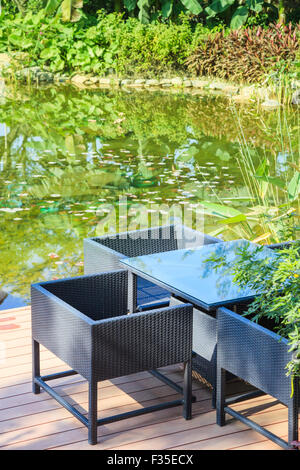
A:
<box><xmin>3</xmin><ymin>7</ymin><xmax>298</xmax><ymax>80</ymax></box>
<box><xmin>3</xmin><ymin>0</ymin><xmax>300</xmax><ymax>25</ymax></box>
<box><xmin>43</xmin><ymin>0</ymin><xmax>204</xmax><ymax>24</ymax></box>
<box><xmin>44</xmin><ymin>0</ymin><xmax>83</xmax><ymax>22</ymax></box>
<box><xmin>208</xmin><ymin>242</ymin><xmax>300</xmax><ymax>378</ymax></box>
<box><xmin>186</xmin><ymin>23</ymin><xmax>300</xmax><ymax>83</ymax></box>
<box><xmin>111</xmin><ymin>0</ymin><xmax>203</xmax><ymax>23</ymax></box>
<box><xmin>25</xmin><ymin>0</ymin><xmax>45</xmax><ymax>12</ymax></box>
<box><xmin>205</xmin><ymin>0</ymin><xmax>281</xmax><ymax>29</ymax></box>
<box><xmin>115</xmin><ymin>15</ymin><xmax>195</xmax><ymax>75</ymax></box>
<box><xmin>0</xmin><ymin>10</ymin><xmax>198</xmax><ymax>76</ymax></box>
<box><xmin>193</xmin><ymin>102</ymin><xmax>300</xmax><ymax>245</ymax></box>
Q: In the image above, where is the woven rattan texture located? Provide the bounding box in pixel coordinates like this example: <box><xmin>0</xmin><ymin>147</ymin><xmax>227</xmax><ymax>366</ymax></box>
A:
<box><xmin>92</xmin><ymin>304</ymin><xmax>193</xmax><ymax>381</ymax></box>
<box><xmin>41</xmin><ymin>271</ymin><xmax>128</xmax><ymax>321</ymax></box>
<box><xmin>217</xmin><ymin>307</ymin><xmax>293</xmax><ymax>406</ymax></box>
<box><xmin>31</xmin><ymin>286</ymin><xmax>94</xmax><ymax>380</ymax></box>
<box><xmin>93</xmin><ymin>225</ymin><xmax>178</xmax><ymax>258</ymax></box>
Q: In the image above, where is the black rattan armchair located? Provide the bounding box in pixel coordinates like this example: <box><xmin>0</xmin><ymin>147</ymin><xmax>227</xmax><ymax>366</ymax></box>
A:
<box><xmin>84</xmin><ymin>224</ymin><xmax>221</xmax><ymax>311</ymax></box>
<box><xmin>31</xmin><ymin>270</ymin><xmax>193</xmax><ymax>445</ymax></box>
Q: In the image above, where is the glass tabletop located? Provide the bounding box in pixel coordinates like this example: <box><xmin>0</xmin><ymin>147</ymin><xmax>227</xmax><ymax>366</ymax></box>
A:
<box><xmin>120</xmin><ymin>239</ymin><xmax>277</xmax><ymax>311</ymax></box>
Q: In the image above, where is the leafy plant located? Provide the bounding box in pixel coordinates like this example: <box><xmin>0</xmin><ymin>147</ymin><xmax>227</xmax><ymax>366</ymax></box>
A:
<box><xmin>194</xmin><ymin>100</ymin><xmax>300</xmax><ymax>244</ymax></box>
<box><xmin>44</xmin><ymin>0</ymin><xmax>83</xmax><ymax>22</ymax></box>
<box><xmin>205</xmin><ymin>0</ymin><xmax>281</xmax><ymax>29</ymax></box>
<box><xmin>130</xmin><ymin>0</ymin><xmax>203</xmax><ymax>23</ymax></box>
<box><xmin>0</xmin><ymin>10</ymin><xmax>198</xmax><ymax>76</ymax></box>
<box><xmin>186</xmin><ymin>22</ymin><xmax>300</xmax><ymax>83</ymax></box>
<box><xmin>45</xmin><ymin>0</ymin><xmax>204</xmax><ymax>23</ymax></box>
<box><xmin>207</xmin><ymin>242</ymin><xmax>300</xmax><ymax>379</ymax></box>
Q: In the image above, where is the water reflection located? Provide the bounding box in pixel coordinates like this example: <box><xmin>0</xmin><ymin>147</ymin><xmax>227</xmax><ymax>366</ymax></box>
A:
<box><xmin>0</xmin><ymin>85</ymin><xmax>298</xmax><ymax>307</ymax></box>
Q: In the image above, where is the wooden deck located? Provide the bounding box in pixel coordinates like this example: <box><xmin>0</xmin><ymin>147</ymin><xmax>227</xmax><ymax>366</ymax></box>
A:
<box><xmin>0</xmin><ymin>306</ymin><xmax>295</xmax><ymax>450</ymax></box>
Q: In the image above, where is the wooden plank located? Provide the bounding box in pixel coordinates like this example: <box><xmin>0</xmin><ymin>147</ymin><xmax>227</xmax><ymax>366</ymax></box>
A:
<box><xmin>48</xmin><ymin>401</ymin><xmax>288</xmax><ymax>451</ymax></box>
<box><xmin>0</xmin><ymin>327</ymin><xmax>32</xmax><ymax>341</ymax></box>
<box><xmin>1</xmin><ymin>348</ymin><xmax>56</xmax><ymax>364</ymax></box>
<box><xmin>0</xmin><ymin>369</ymin><xmax>185</xmax><ymax>399</ymax></box>
<box><xmin>104</xmin><ymin>408</ymin><xmax>289</xmax><ymax>451</ymax></box>
<box><xmin>0</xmin><ymin>374</ymin><xmax>202</xmax><ymax>411</ymax></box>
<box><xmin>0</xmin><ymin>399</ymin><xmax>212</xmax><ymax>450</ymax></box>
<box><xmin>169</xmin><ymin>423</ymin><xmax>286</xmax><ymax>450</ymax></box>
<box><xmin>232</xmin><ymin>435</ymin><xmax>287</xmax><ymax>450</ymax></box>
<box><xmin>0</xmin><ymin>307</ymin><xmax>294</xmax><ymax>451</ymax></box>
<box><xmin>0</xmin><ymin>358</ymin><xmax>70</xmax><ymax>379</ymax></box>
<box><xmin>0</xmin><ymin>307</ymin><xmax>30</xmax><ymax>316</ymax></box>
<box><xmin>0</xmin><ymin>361</ymin><xmax>185</xmax><ymax>388</ymax></box>
<box><xmin>0</xmin><ymin>395</ymin><xmax>211</xmax><ymax>450</ymax></box>
<box><xmin>0</xmin><ymin>382</ymin><xmax>206</xmax><ymax>425</ymax></box>
<box><xmin>0</xmin><ymin>337</ymin><xmax>32</xmax><ymax>350</ymax></box>
<box><xmin>0</xmin><ymin>364</ymin><xmax>78</xmax><ymax>389</ymax></box>
<box><xmin>0</xmin><ymin>315</ymin><xmax>31</xmax><ymax>325</ymax></box>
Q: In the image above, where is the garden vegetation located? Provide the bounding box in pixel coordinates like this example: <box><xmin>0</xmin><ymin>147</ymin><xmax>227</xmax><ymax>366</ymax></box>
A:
<box><xmin>0</xmin><ymin>0</ymin><xmax>299</xmax><ymax>83</ymax></box>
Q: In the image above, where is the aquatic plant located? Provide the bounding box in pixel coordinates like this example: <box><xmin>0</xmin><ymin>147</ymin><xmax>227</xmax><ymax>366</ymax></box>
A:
<box><xmin>199</xmin><ymin>106</ymin><xmax>300</xmax><ymax>243</ymax></box>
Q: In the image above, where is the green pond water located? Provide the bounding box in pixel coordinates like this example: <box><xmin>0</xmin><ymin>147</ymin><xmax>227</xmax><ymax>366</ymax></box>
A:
<box><xmin>0</xmin><ymin>84</ymin><xmax>298</xmax><ymax>309</ymax></box>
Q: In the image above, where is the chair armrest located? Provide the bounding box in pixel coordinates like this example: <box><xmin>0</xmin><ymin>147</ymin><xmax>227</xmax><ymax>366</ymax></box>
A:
<box><xmin>84</xmin><ymin>238</ymin><xmax>124</xmax><ymax>275</ymax></box>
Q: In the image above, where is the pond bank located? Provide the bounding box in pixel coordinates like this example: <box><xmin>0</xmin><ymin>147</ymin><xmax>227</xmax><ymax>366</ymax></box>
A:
<box><xmin>2</xmin><ymin>53</ymin><xmax>299</xmax><ymax>107</ymax></box>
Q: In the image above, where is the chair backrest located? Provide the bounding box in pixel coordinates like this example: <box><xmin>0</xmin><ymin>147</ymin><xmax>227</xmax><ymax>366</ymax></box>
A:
<box><xmin>94</xmin><ymin>225</ymin><xmax>178</xmax><ymax>258</ymax></box>
<box><xmin>41</xmin><ymin>271</ymin><xmax>128</xmax><ymax>321</ymax></box>
<box><xmin>92</xmin><ymin>303</ymin><xmax>193</xmax><ymax>381</ymax></box>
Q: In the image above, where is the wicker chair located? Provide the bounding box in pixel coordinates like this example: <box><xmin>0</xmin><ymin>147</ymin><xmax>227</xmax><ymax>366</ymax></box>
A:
<box><xmin>84</xmin><ymin>224</ymin><xmax>221</xmax><ymax>311</ymax></box>
<box><xmin>31</xmin><ymin>270</ymin><xmax>193</xmax><ymax>445</ymax></box>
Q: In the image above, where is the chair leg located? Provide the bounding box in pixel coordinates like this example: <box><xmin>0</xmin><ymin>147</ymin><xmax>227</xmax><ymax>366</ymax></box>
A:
<box><xmin>212</xmin><ymin>386</ymin><xmax>216</xmax><ymax>409</ymax></box>
<box><xmin>288</xmin><ymin>377</ymin><xmax>299</xmax><ymax>447</ymax></box>
<box><xmin>88</xmin><ymin>380</ymin><xmax>98</xmax><ymax>445</ymax></box>
<box><xmin>216</xmin><ymin>366</ymin><xmax>226</xmax><ymax>426</ymax></box>
<box><xmin>183</xmin><ymin>358</ymin><xmax>192</xmax><ymax>420</ymax></box>
<box><xmin>32</xmin><ymin>340</ymin><xmax>40</xmax><ymax>395</ymax></box>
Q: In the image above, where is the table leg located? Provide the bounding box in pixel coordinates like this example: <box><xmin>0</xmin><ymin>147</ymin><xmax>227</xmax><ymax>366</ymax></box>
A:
<box><xmin>128</xmin><ymin>271</ymin><xmax>137</xmax><ymax>314</ymax></box>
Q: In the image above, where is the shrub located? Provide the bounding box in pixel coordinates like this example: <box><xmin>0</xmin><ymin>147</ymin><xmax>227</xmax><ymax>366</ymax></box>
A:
<box><xmin>208</xmin><ymin>242</ymin><xmax>300</xmax><ymax>379</ymax></box>
<box><xmin>186</xmin><ymin>23</ymin><xmax>300</xmax><ymax>83</ymax></box>
<box><xmin>0</xmin><ymin>10</ymin><xmax>196</xmax><ymax>77</ymax></box>
<box><xmin>115</xmin><ymin>15</ymin><xmax>194</xmax><ymax>76</ymax></box>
